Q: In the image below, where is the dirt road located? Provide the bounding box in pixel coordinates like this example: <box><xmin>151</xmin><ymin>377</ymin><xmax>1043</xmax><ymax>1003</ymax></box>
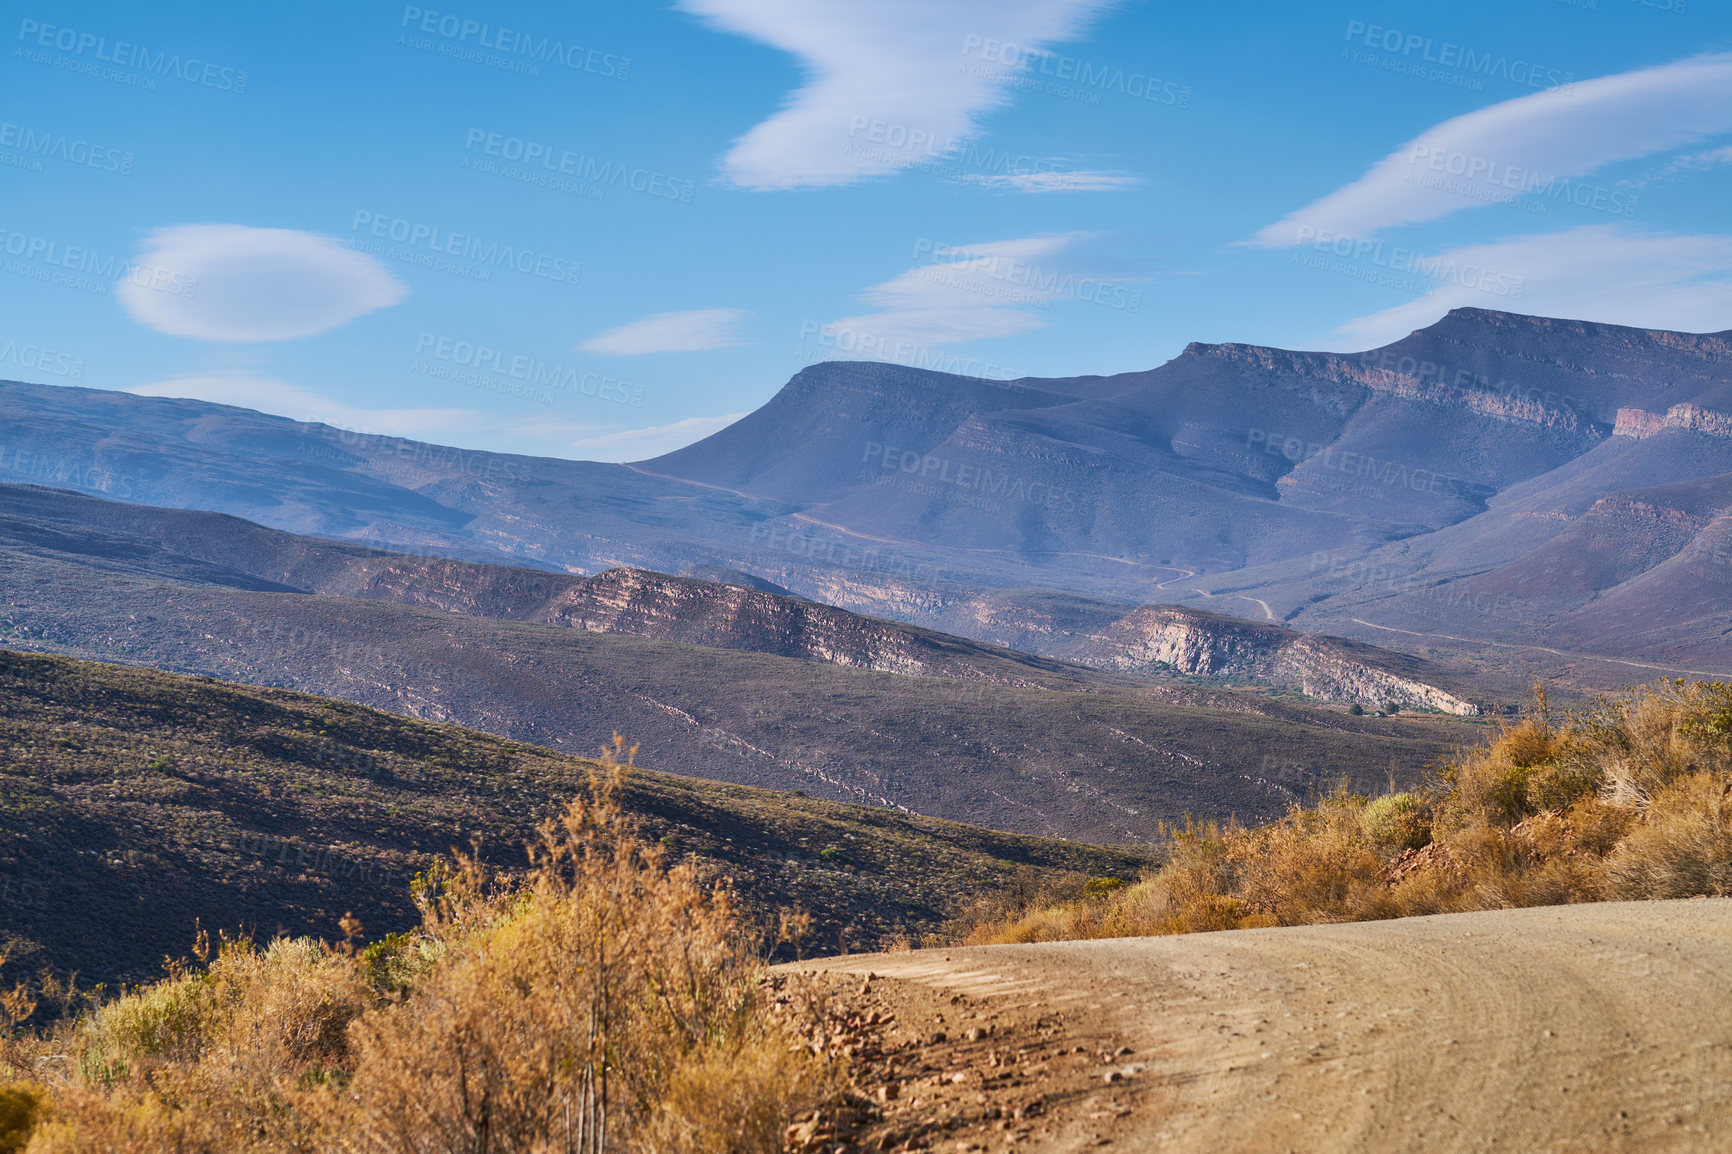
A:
<box><xmin>792</xmin><ymin>899</ymin><xmax>1732</xmax><ymax>1152</ymax></box>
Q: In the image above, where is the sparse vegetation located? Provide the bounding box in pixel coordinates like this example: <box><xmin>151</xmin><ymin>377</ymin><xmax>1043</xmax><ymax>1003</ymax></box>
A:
<box><xmin>0</xmin><ymin>648</ymin><xmax>1151</xmax><ymax>988</ymax></box>
<box><xmin>0</xmin><ymin>743</ymin><xmax>842</xmax><ymax>1152</ymax></box>
<box><xmin>965</xmin><ymin>680</ymin><xmax>1732</xmax><ymax>944</ymax></box>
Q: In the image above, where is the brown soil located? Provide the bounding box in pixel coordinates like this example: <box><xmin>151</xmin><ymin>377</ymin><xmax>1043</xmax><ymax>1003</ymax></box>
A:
<box><xmin>789</xmin><ymin>898</ymin><xmax>1732</xmax><ymax>1152</ymax></box>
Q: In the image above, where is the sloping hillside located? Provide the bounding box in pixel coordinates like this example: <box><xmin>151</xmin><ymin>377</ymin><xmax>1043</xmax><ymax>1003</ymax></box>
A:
<box><xmin>0</xmin><ymin>482</ymin><xmax>1486</xmax><ymax>710</ymax></box>
<box><xmin>0</xmin><ymin>648</ymin><xmax>1154</xmax><ymax>988</ymax></box>
<box><xmin>0</xmin><ymin>505</ymin><xmax>1476</xmax><ymax>843</ymax></box>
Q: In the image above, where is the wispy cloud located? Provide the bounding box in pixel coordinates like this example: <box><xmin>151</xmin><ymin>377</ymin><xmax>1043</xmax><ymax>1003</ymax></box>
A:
<box><xmin>128</xmin><ymin>374</ymin><xmax>469</xmax><ymax>433</ymax></box>
<box><xmin>963</xmin><ymin>168</ymin><xmax>1139</xmax><ymax>192</ymax></box>
<box><xmin>676</xmin><ymin>0</ymin><xmax>1114</xmax><ymax>190</ymax></box>
<box><xmin>118</xmin><ymin>225</ymin><xmax>407</xmax><ymax>341</ymax></box>
<box><xmin>123</xmin><ymin>372</ymin><xmax>695</xmax><ymax>462</ymax></box>
<box><xmin>568</xmin><ymin>413</ymin><xmax>751</xmax><ymax>461</ymax></box>
<box><xmin>1625</xmin><ymin>143</ymin><xmax>1732</xmax><ymax>190</ymax></box>
<box><xmin>1251</xmin><ymin>53</ymin><xmax>1732</xmax><ymax>247</ymax></box>
<box><xmin>1327</xmin><ymin>226</ymin><xmax>1732</xmax><ymax>347</ymax></box>
<box><xmin>824</xmin><ymin>233</ymin><xmax>1139</xmax><ymax>348</ymax></box>
<box><xmin>578</xmin><ymin>308</ymin><xmax>749</xmax><ymax>355</ymax></box>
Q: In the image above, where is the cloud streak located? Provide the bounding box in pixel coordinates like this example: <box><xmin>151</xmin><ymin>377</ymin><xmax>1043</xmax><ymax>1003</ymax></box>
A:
<box><xmin>676</xmin><ymin>0</ymin><xmax>1114</xmax><ymax>190</ymax></box>
<box><xmin>824</xmin><ymin>233</ymin><xmax>1147</xmax><ymax>352</ymax></box>
<box><xmin>578</xmin><ymin>308</ymin><xmax>749</xmax><ymax>355</ymax></box>
<box><xmin>1252</xmin><ymin>53</ymin><xmax>1732</xmax><ymax>247</ymax></box>
<box><xmin>125</xmin><ymin>373</ymin><xmax>720</xmax><ymax>462</ymax></box>
<box><xmin>1327</xmin><ymin>226</ymin><xmax>1732</xmax><ymax>347</ymax></box>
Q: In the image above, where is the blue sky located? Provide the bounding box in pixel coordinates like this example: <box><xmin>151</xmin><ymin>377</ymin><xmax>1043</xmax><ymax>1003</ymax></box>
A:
<box><xmin>3</xmin><ymin>0</ymin><xmax>1729</xmax><ymax>459</ymax></box>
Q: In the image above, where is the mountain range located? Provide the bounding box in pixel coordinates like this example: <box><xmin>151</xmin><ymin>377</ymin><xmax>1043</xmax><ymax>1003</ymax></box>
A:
<box><xmin>5</xmin><ymin>307</ymin><xmax>1730</xmax><ymax>690</ymax></box>
<box><xmin>0</xmin><ymin>482</ymin><xmax>1474</xmax><ymax>843</ymax></box>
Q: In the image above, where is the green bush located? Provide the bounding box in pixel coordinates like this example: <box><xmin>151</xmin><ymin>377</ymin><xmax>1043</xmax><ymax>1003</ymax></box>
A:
<box><xmin>1360</xmin><ymin>792</ymin><xmax>1431</xmax><ymax>855</ymax></box>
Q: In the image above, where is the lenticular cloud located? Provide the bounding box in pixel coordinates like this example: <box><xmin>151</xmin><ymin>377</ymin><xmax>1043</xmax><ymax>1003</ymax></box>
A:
<box><xmin>118</xmin><ymin>224</ymin><xmax>407</xmax><ymax>342</ymax></box>
<box><xmin>676</xmin><ymin>0</ymin><xmax>1115</xmax><ymax>190</ymax></box>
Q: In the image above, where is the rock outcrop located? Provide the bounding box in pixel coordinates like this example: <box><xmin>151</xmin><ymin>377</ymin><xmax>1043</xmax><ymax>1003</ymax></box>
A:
<box><xmin>1613</xmin><ymin>403</ymin><xmax>1732</xmax><ymax>440</ymax></box>
<box><xmin>1065</xmin><ymin>605</ymin><xmax>1481</xmax><ymax>715</ymax></box>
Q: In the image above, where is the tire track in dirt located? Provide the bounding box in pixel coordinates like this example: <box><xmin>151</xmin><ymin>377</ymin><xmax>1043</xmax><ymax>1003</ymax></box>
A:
<box><xmin>791</xmin><ymin>899</ymin><xmax>1732</xmax><ymax>1152</ymax></box>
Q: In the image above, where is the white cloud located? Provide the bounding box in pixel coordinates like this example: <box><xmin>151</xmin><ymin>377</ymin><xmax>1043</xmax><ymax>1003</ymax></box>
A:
<box><xmin>578</xmin><ymin>308</ymin><xmax>749</xmax><ymax>355</ymax></box>
<box><xmin>823</xmin><ymin>233</ymin><xmax>1136</xmax><ymax>349</ymax></box>
<box><xmin>118</xmin><ymin>224</ymin><xmax>407</xmax><ymax>341</ymax></box>
<box><xmin>676</xmin><ymin>0</ymin><xmax>1114</xmax><ymax>190</ymax></box>
<box><xmin>1326</xmin><ymin>226</ymin><xmax>1732</xmax><ymax>347</ymax></box>
<box><xmin>963</xmin><ymin>168</ymin><xmax>1139</xmax><ymax>192</ymax></box>
<box><xmin>569</xmin><ymin>413</ymin><xmax>752</xmax><ymax>461</ymax></box>
<box><xmin>125</xmin><ymin>374</ymin><xmax>746</xmax><ymax>463</ymax></box>
<box><xmin>128</xmin><ymin>374</ymin><xmax>469</xmax><ymax>433</ymax></box>
<box><xmin>1251</xmin><ymin>53</ymin><xmax>1732</xmax><ymax>247</ymax></box>
<box><xmin>1626</xmin><ymin>143</ymin><xmax>1732</xmax><ymax>189</ymax></box>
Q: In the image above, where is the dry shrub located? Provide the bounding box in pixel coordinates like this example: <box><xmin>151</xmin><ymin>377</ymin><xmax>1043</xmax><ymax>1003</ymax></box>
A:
<box><xmin>1603</xmin><ymin>774</ymin><xmax>1732</xmax><ymax>900</ymax></box>
<box><xmin>0</xmin><ymin>1085</ymin><xmax>44</xmax><ymax>1153</ymax></box>
<box><xmin>1582</xmin><ymin>681</ymin><xmax>1732</xmax><ymax>807</ymax></box>
<box><xmin>330</xmin><ymin>746</ymin><xmax>834</xmax><ymax>1153</ymax></box>
<box><xmin>967</xmin><ymin>680</ymin><xmax>1732</xmax><ymax>946</ymax></box>
<box><xmin>6</xmin><ymin>740</ymin><xmax>835</xmax><ymax>1153</ymax></box>
<box><xmin>21</xmin><ymin>1087</ymin><xmax>229</xmax><ymax>1154</ymax></box>
<box><xmin>638</xmin><ymin>1034</ymin><xmax>829</xmax><ymax>1154</ymax></box>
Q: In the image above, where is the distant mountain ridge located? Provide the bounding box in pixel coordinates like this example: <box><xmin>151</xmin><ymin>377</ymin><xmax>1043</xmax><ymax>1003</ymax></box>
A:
<box><xmin>5</xmin><ymin>307</ymin><xmax>1732</xmax><ymax>680</ymax></box>
<box><xmin>0</xmin><ymin>482</ymin><xmax>1481</xmax><ymax>711</ymax></box>
<box><xmin>0</xmin><ymin>484</ymin><xmax>1474</xmax><ymax>843</ymax></box>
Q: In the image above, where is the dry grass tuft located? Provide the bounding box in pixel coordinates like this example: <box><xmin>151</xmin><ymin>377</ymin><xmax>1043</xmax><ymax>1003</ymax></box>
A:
<box><xmin>966</xmin><ymin>679</ymin><xmax>1732</xmax><ymax>946</ymax></box>
<box><xmin>0</xmin><ymin>739</ymin><xmax>839</xmax><ymax>1152</ymax></box>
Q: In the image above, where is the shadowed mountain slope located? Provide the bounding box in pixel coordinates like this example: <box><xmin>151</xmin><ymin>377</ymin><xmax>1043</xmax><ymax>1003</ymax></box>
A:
<box><xmin>0</xmin><ymin>486</ymin><xmax>1479</xmax><ymax>844</ymax></box>
<box><xmin>0</xmin><ymin>482</ymin><xmax>1483</xmax><ymax>710</ymax></box>
<box><xmin>0</xmin><ymin>649</ymin><xmax>1157</xmax><ymax>987</ymax></box>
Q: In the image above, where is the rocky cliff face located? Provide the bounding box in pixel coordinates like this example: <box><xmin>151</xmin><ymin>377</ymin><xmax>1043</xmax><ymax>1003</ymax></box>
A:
<box><xmin>1065</xmin><ymin>606</ymin><xmax>1481</xmax><ymax>715</ymax></box>
<box><xmin>544</xmin><ymin>567</ymin><xmax>1067</xmax><ymax>683</ymax></box>
<box><xmin>1181</xmin><ymin>340</ymin><xmax>1597</xmax><ymax>433</ymax></box>
<box><xmin>1613</xmin><ymin>404</ymin><xmax>1732</xmax><ymax>440</ymax></box>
